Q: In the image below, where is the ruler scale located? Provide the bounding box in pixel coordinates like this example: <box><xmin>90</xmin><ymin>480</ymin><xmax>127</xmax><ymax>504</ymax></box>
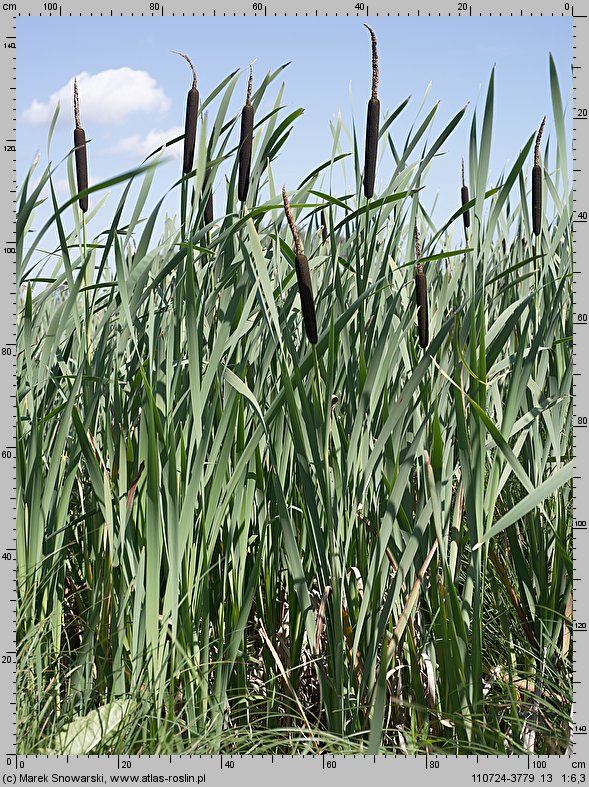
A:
<box><xmin>3</xmin><ymin>0</ymin><xmax>17</xmax><ymax>762</ymax></box>
<box><xmin>3</xmin><ymin>1</ymin><xmax>584</xmax><ymax>782</ymax></box>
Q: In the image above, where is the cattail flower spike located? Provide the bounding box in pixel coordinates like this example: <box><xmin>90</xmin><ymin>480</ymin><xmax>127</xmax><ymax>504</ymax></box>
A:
<box><xmin>283</xmin><ymin>186</ymin><xmax>303</xmax><ymax>256</ymax></box>
<box><xmin>534</xmin><ymin>116</ymin><xmax>546</xmax><ymax>167</ymax></box>
<box><xmin>532</xmin><ymin>116</ymin><xmax>545</xmax><ymax>236</ymax></box>
<box><xmin>363</xmin><ymin>24</ymin><xmax>380</xmax><ymax>199</ymax></box>
<box><xmin>74</xmin><ymin>78</ymin><xmax>81</xmax><ymax>129</ymax></box>
<box><xmin>246</xmin><ymin>62</ymin><xmax>254</xmax><ymax>106</ymax></box>
<box><xmin>320</xmin><ymin>209</ymin><xmax>328</xmax><ymax>244</ymax></box>
<box><xmin>238</xmin><ymin>64</ymin><xmax>255</xmax><ymax>202</ymax></box>
<box><xmin>283</xmin><ymin>186</ymin><xmax>317</xmax><ymax>344</ymax></box>
<box><xmin>461</xmin><ymin>158</ymin><xmax>470</xmax><ymax>232</ymax></box>
<box><xmin>172</xmin><ymin>50</ymin><xmax>197</xmax><ymax>89</ymax></box>
<box><xmin>414</xmin><ymin>224</ymin><xmax>429</xmax><ymax>349</ymax></box>
<box><xmin>364</xmin><ymin>23</ymin><xmax>379</xmax><ymax>100</ymax></box>
<box><xmin>73</xmin><ymin>78</ymin><xmax>88</xmax><ymax>213</ymax></box>
<box><xmin>174</xmin><ymin>50</ymin><xmax>199</xmax><ymax>175</ymax></box>
<box><xmin>414</xmin><ymin>225</ymin><xmax>422</xmax><ymax>266</ymax></box>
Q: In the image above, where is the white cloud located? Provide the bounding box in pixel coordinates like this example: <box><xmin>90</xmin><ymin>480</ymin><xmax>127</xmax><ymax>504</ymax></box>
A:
<box><xmin>22</xmin><ymin>68</ymin><xmax>171</xmax><ymax>127</ymax></box>
<box><xmin>54</xmin><ymin>178</ymin><xmax>70</xmax><ymax>196</ymax></box>
<box><xmin>109</xmin><ymin>126</ymin><xmax>184</xmax><ymax>159</ymax></box>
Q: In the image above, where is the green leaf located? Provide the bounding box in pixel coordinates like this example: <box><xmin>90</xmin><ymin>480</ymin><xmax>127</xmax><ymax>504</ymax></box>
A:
<box><xmin>42</xmin><ymin>700</ymin><xmax>132</xmax><ymax>755</ymax></box>
<box><xmin>474</xmin><ymin>462</ymin><xmax>573</xmax><ymax>549</ymax></box>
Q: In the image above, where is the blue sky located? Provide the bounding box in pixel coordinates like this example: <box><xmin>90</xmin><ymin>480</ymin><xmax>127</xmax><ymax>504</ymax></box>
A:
<box><xmin>17</xmin><ymin>16</ymin><xmax>572</xmax><ymax>241</ymax></box>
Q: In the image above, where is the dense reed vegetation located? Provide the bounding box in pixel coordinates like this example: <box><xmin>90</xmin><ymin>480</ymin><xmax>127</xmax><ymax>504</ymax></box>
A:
<box><xmin>16</xmin><ymin>41</ymin><xmax>572</xmax><ymax>755</ymax></box>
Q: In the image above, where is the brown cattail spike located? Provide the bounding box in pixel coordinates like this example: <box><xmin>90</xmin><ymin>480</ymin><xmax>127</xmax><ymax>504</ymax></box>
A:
<box><xmin>415</xmin><ymin>270</ymin><xmax>429</xmax><ymax>349</ymax></box>
<box><xmin>295</xmin><ymin>253</ymin><xmax>318</xmax><ymax>344</ymax></box>
<box><xmin>532</xmin><ymin>117</ymin><xmax>545</xmax><ymax>237</ymax></box>
<box><xmin>205</xmin><ymin>191</ymin><xmax>213</xmax><ymax>225</ymax></box>
<box><xmin>238</xmin><ymin>64</ymin><xmax>255</xmax><ymax>203</ymax></box>
<box><xmin>363</xmin><ymin>24</ymin><xmax>380</xmax><ymax>199</ymax></box>
<box><xmin>321</xmin><ymin>209</ymin><xmax>328</xmax><ymax>244</ymax></box>
<box><xmin>73</xmin><ymin>78</ymin><xmax>88</xmax><ymax>213</ymax></box>
<box><xmin>283</xmin><ymin>186</ymin><xmax>318</xmax><ymax>344</ymax></box>
<box><xmin>461</xmin><ymin>158</ymin><xmax>470</xmax><ymax>231</ymax></box>
<box><xmin>414</xmin><ymin>225</ymin><xmax>429</xmax><ymax>349</ymax></box>
<box><xmin>174</xmin><ymin>51</ymin><xmax>199</xmax><ymax>175</ymax></box>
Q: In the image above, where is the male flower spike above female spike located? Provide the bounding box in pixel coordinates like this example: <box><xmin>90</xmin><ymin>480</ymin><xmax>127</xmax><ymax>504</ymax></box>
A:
<box><xmin>73</xmin><ymin>78</ymin><xmax>88</xmax><ymax>213</ymax></box>
<box><xmin>363</xmin><ymin>23</ymin><xmax>380</xmax><ymax>199</ymax></box>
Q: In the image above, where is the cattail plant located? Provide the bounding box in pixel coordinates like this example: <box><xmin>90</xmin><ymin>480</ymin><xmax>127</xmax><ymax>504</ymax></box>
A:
<box><xmin>532</xmin><ymin>116</ymin><xmax>545</xmax><ymax>237</ymax></box>
<box><xmin>283</xmin><ymin>186</ymin><xmax>318</xmax><ymax>344</ymax></box>
<box><xmin>174</xmin><ymin>51</ymin><xmax>199</xmax><ymax>175</ymax></box>
<box><xmin>203</xmin><ymin>166</ymin><xmax>213</xmax><ymax>225</ymax></box>
<box><xmin>461</xmin><ymin>158</ymin><xmax>470</xmax><ymax>233</ymax></box>
<box><xmin>363</xmin><ymin>24</ymin><xmax>380</xmax><ymax>199</ymax></box>
<box><xmin>238</xmin><ymin>64</ymin><xmax>255</xmax><ymax>203</ymax></box>
<box><xmin>73</xmin><ymin>79</ymin><xmax>88</xmax><ymax>213</ymax></box>
<box><xmin>320</xmin><ymin>209</ymin><xmax>328</xmax><ymax>244</ymax></box>
<box><xmin>414</xmin><ymin>225</ymin><xmax>429</xmax><ymax>349</ymax></box>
